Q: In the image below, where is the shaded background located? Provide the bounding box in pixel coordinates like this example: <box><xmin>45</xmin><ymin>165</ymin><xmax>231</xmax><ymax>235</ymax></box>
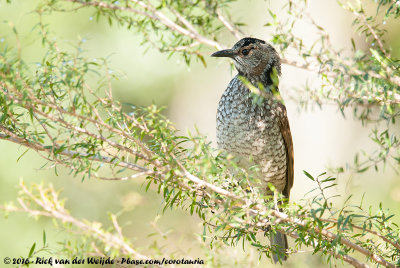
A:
<box><xmin>0</xmin><ymin>0</ymin><xmax>399</xmax><ymax>267</ymax></box>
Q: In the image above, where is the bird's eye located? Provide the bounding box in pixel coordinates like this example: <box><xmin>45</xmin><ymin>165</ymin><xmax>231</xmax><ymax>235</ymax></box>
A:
<box><xmin>242</xmin><ymin>49</ymin><xmax>250</xmax><ymax>56</ymax></box>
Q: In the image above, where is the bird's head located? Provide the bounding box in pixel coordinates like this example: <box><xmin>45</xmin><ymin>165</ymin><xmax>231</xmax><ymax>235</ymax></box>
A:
<box><xmin>212</xmin><ymin>37</ymin><xmax>281</xmax><ymax>85</ymax></box>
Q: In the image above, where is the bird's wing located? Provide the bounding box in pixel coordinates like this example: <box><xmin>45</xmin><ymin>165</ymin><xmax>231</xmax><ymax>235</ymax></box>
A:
<box><xmin>277</xmin><ymin>102</ymin><xmax>294</xmax><ymax>200</ymax></box>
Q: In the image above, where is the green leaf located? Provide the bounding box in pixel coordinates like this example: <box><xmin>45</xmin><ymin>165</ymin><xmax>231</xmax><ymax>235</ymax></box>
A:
<box><xmin>170</xmin><ymin>191</ymin><xmax>181</xmax><ymax>208</ymax></box>
<box><xmin>268</xmin><ymin>9</ymin><xmax>277</xmax><ymax>20</ymax></box>
<box><xmin>43</xmin><ymin>230</ymin><xmax>46</xmax><ymax>246</ymax></box>
<box><xmin>303</xmin><ymin>170</ymin><xmax>314</xmax><ymax>181</ymax></box>
<box><xmin>202</xmin><ymin>224</ymin><xmax>206</xmax><ymax>242</ymax></box>
<box><xmin>28</xmin><ymin>242</ymin><xmax>36</xmax><ymax>258</ymax></box>
<box><xmin>197</xmin><ymin>54</ymin><xmax>207</xmax><ymax>68</ymax></box>
<box><xmin>17</xmin><ymin>148</ymin><xmax>29</xmax><ymax>163</ymax></box>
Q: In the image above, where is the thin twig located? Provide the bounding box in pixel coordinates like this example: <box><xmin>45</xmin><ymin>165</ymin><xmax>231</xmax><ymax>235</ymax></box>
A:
<box><xmin>216</xmin><ymin>10</ymin><xmax>243</xmax><ymax>39</ymax></box>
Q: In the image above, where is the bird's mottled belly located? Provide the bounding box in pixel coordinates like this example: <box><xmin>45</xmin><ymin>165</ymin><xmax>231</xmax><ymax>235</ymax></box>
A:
<box><xmin>216</xmin><ymin>77</ymin><xmax>287</xmax><ymax>192</ymax></box>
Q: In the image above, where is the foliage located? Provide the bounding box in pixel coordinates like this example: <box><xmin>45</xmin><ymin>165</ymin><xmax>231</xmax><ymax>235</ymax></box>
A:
<box><xmin>0</xmin><ymin>0</ymin><xmax>399</xmax><ymax>267</ymax></box>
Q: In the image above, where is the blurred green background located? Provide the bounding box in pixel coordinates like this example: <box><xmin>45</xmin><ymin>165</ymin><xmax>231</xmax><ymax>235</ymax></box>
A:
<box><xmin>0</xmin><ymin>0</ymin><xmax>399</xmax><ymax>267</ymax></box>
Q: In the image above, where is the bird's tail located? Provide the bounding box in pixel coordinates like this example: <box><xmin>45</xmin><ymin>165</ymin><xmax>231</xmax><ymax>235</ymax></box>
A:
<box><xmin>270</xmin><ymin>231</ymin><xmax>288</xmax><ymax>263</ymax></box>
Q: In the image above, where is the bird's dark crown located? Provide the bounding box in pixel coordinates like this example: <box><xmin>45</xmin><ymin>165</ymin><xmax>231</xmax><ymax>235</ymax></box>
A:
<box><xmin>232</xmin><ymin>37</ymin><xmax>266</xmax><ymax>50</ymax></box>
<box><xmin>212</xmin><ymin>37</ymin><xmax>281</xmax><ymax>87</ymax></box>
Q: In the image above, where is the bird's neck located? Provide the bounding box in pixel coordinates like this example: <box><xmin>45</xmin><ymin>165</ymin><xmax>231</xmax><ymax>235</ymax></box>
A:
<box><xmin>239</xmin><ymin>58</ymin><xmax>281</xmax><ymax>91</ymax></box>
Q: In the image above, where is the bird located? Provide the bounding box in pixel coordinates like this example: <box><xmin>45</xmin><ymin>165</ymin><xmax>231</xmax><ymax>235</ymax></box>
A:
<box><xmin>212</xmin><ymin>37</ymin><xmax>294</xmax><ymax>262</ymax></box>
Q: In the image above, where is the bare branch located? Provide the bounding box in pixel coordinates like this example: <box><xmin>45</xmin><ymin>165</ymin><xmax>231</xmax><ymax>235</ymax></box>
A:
<box><xmin>216</xmin><ymin>10</ymin><xmax>243</xmax><ymax>39</ymax></box>
<box><xmin>1</xmin><ymin>181</ymin><xmax>150</xmax><ymax>260</ymax></box>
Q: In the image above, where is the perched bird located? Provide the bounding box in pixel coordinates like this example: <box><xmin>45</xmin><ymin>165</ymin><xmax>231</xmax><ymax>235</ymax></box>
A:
<box><xmin>212</xmin><ymin>37</ymin><xmax>294</xmax><ymax>262</ymax></box>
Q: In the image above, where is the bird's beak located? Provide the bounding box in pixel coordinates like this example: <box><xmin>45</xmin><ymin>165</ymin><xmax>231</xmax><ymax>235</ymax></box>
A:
<box><xmin>211</xmin><ymin>49</ymin><xmax>237</xmax><ymax>58</ymax></box>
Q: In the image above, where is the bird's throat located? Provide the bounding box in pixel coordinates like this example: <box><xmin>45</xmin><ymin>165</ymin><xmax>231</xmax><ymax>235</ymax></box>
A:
<box><xmin>240</xmin><ymin>57</ymin><xmax>280</xmax><ymax>90</ymax></box>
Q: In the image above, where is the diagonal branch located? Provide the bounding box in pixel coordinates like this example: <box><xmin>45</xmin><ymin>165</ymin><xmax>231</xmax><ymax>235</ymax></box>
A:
<box><xmin>216</xmin><ymin>10</ymin><xmax>243</xmax><ymax>39</ymax></box>
<box><xmin>1</xmin><ymin>181</ymin><xmax>151</xmax><ymax>261</ymax></box>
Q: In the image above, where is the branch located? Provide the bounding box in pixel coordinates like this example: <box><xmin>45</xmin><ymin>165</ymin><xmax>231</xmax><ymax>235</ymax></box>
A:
<box><xmin>270</xmin><ymin>211</ymin><xmax>396</xmax><ymax>268</ymax></box>
<box><xmin>0</xmin><ymin>129</ymin><xmax>148</xmax><ymax>173</ymax></box>
<box><xmin>191</xmin><ymin>170</ymin><xmax>397</xmax><ymax>267</ymax></box>
<box><xmin>64</xmin><ymin>0</ymin><xmax>224</xmax><ymax>49</ymax></box>
<box><xmin>216</xmin><ymin>10</ymin><xmax>243</xmax><ymax>39</ymax></box>
<box><xmin>285</xmin><ymin>231</ymin><xmax>370</xmax><ymax>268</ymax></box>
<box><xmin>1</xmin><ymin>181</ymin><xmax>151</xmax><ymax>260</ymax></box>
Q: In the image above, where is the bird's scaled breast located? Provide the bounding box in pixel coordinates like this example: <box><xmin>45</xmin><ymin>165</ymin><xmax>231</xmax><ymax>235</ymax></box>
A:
<box><xmin>216</xmin><ymin>76</ymin><xmax>287</xmax><ymax>191</ymax></box>
<box><xmin>216</xmin><ymin>77</ymin><xmax>278</xmax><ymax>153</ymax></box>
